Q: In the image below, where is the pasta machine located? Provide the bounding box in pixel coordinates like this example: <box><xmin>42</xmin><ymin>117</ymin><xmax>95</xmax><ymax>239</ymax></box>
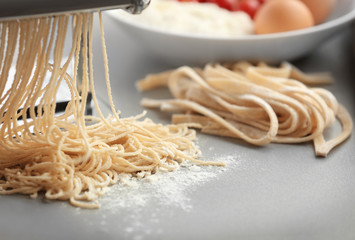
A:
<box><xmin>0</xmin><ymin>0</ymin><xmax>150</xmax><ymax>117</ymax></box>
<box><xmin>0</xmin><ymin>0</ymin><xmax>150</xmax><ymax>20</ymax></box>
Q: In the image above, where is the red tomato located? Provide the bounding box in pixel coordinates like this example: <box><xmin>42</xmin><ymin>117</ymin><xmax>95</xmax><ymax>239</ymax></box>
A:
<box><xmin>237</xmin><ymin>0</ymin><xmax>261</xmax><ymax>18</ymax></box>
<box><xmin>205</xmin><ymin>0</ymin><xmax>239</xmax><ymax>11</ymax></box>
<box><xmin>177</xmin><ymin>0</ymin><xmax>200</xmax><ymax>2</ymax></box>
<box><xmin>181</xmin><ymin>0</ymin><xmax>265</xmax><ymax>16</ymax></box>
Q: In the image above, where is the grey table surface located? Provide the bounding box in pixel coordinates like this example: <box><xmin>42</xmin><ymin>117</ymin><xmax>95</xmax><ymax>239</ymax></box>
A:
<box><xmin>1</xmin><ymin>14</ymin><xmax>355</xmax><ymax>240</ymax></box>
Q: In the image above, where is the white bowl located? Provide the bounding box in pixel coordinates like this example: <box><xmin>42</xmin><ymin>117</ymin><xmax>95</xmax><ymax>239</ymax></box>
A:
<box><xmin>108</xmin><ymin>0</ymin><xmax>355</xmax><ymax>66</ymax></box>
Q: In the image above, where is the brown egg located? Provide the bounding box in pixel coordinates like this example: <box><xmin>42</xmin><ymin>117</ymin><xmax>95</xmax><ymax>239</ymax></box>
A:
<box><xmin>254</xmin><ymin>0</ymin><xmax>315</xmax><ymax>34</ymax></box>
<box><xmin>300</xmin><ymin>0</ymin><xmax>336</xmax><ymax>25</ymax></box>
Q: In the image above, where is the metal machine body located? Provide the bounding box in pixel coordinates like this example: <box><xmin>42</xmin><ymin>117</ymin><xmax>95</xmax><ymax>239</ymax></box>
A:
<box><xmin>0</xmin><ymin>0</ymin><xmax>150</xmax><ymax>20</ymax></box>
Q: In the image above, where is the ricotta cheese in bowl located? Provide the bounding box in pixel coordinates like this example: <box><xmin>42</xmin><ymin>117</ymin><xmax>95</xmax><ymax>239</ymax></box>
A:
<box><xmin>115</xmin><ymin>0</ymin><xmax>254</xmax><ymax>37</ymax></box>
<box><xmin>109</xmin><ymin>0</ymin><xmax>355</xmax><ymax>66</ymax></box>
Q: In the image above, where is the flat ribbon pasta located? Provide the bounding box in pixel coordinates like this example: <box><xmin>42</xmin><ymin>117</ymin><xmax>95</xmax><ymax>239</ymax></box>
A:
<box><xmin>138</xmin><ymin>62</ymin><xmax>352</xmax><ymax>157</ymax></box>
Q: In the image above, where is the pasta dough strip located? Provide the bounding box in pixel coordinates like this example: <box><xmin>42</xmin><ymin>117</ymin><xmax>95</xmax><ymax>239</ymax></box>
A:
<box><xmin>313</xmin><ymin>104</ymin><xmax>353</xmax><ymax>157</ymax></box>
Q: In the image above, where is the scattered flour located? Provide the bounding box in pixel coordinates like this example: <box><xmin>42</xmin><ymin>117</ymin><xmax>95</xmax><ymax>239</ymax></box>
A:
<box><xmin>100</xmin><ymin>153</ymin><xmax>240</xmax><ymax>212</ymax></box>
<box><xmin>78</xmin><ymin>152</ymin><xmax>242</xmax><ymax>239</ymax></box>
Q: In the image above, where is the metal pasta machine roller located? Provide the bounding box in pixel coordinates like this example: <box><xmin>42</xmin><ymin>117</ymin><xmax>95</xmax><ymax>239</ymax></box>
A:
<box><xmin>0</xmin><ymin>0</ymin><xmax>150</xmax><ymax>20</ymax></box>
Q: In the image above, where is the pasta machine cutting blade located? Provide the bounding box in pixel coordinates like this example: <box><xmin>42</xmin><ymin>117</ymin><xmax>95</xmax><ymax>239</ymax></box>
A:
<box><xmin>0</xmin><ymin>0</ymin><xmax>150</xmax><ymax>20</ymax></box>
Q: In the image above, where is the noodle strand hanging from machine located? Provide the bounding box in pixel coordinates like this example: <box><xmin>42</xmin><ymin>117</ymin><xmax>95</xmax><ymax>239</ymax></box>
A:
<box><xmin>0</xmin><ymin>2</ymin><xmax>222</xmax><ymax>208</ymax></box>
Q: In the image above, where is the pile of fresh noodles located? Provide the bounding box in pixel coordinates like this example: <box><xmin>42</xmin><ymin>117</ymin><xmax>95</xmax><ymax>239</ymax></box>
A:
<box><xmin>0</xmin><ymin>13</ymin><xmax>222</xmax><ymax>208</ymax></box>
<box><xmin>138</xmin><ymin>62</ymin><xmax>353</xmax><ymax>157</ymax></box>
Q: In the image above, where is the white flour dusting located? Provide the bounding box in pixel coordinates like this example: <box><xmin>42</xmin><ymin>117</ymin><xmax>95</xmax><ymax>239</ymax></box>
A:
<box><xmin>100</xmin><ymin>154</ymin><xmax>240</xmax><ymax>212</ymax></box>
<box><xmin>77</xmin><ymin>152</ymin><xmax>243</xmax><ymax>239</ymax></box>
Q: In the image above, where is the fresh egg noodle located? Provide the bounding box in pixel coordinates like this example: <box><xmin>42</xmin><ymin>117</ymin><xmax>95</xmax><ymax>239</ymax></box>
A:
<box><xmin>0</xmin><ymin>12</ymin><xmax>223</xmax><ymax>208</ymax></box>
<box><xmin>138</xmin><ymin>62</ymin><xmax>353</xmax><ymax>157</ymax></box>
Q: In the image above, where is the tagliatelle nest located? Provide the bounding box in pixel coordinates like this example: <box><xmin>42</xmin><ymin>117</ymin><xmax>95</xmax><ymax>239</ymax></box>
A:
<box><xmin>137</xmin><ymin>61</ymin><xmax>353</xmax><ymax>157</ymax></box>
